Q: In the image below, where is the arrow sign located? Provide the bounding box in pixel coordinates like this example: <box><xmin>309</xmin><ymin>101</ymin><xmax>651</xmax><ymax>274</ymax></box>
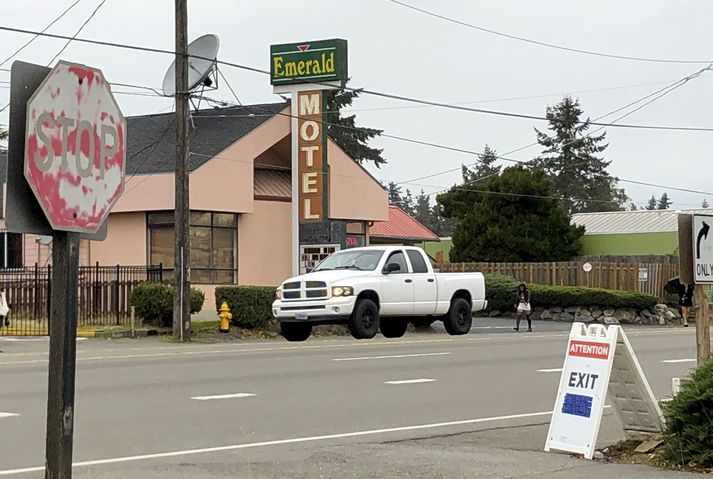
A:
<box><xmin>697</xmin><ymin>221</ymin><xmax>709</xmax><ymax>259</ymax></box>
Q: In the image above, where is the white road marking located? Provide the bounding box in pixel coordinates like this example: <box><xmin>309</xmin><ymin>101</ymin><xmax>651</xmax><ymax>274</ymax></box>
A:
<box><xmin>385</xmin><ymin>378</ymin><xmax>436</xmax><ymax>385</ymax></box>
<box><xmin>0</xmin><ymin>412</ymin><xmax>19</xmax><ymax>419</ymax></box>
<box><xmin>661</xmin><ymin>359</ymin><xmax>696</xmax><ymax>363</ymax></box>
<box><xmin>190</xmin><ymin>393</ymin><xmax>256</xmax><ymax>401</ymax></box>
<box><xmin>333</xmin><ymin>352</ymin><xmax>450</xmax><ymax>362</ymax></box>
<box><xmin>537</xmin><ymin>368</ymin><xmax>563</xmax><ymax>373</ymax></box>
<box><xmin>0</xmin><ymin>337</ymin><xmax>86</xmax><ymax>342</ymax></box>
<box><xmin>0</xmin><ymin>409</ymin><xmax>563</xmax><ymax>476</ymax></box>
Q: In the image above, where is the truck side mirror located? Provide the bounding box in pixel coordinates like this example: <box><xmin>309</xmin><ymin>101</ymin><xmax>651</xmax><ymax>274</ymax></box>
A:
<box><xmin>384</xmin><ymin>263</ymin><xmax>401</xmax><ymax>274</ymax></box>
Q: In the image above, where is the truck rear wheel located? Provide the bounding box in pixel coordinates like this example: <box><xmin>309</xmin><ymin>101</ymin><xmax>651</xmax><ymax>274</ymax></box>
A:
<box><xmin>280</xmin><ymin>322</ymin><xmax>312</xmax><ymax>342</ymax></box>
<box><xmin>380</xmin><ymin>319</ymin><xmax>407</xmax><ymax>338</ymax></box>
<box><xmin>348</xmin><ymin>298</ymin><xmax>380</xmax><ymax>339</ymax></box>
<box><xmin>443</xmin><ymin>298</ymin><xmax>472</xmax><ymax>335</ymax></box>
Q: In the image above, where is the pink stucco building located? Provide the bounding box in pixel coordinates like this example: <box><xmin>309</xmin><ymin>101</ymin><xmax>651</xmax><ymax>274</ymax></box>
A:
<box><xmin>0</xmin><ymin>101</ymin><xmax>389</xmax><ymax>297</ymax></box>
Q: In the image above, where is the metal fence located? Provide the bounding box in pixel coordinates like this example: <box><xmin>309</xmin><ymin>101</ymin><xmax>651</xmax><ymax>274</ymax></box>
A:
<box><xmin>0</xmin><ymin>264</ymin><xmax>163</xmax><ymax>336</ymax></box>
<box><xmin>437</xmin><ymin>258</ymin><xmax>679</xmax><ymax>298</ymax></box>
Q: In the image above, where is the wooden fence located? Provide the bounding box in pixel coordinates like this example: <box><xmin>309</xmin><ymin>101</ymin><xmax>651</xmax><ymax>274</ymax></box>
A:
<box><xmin>0</xmin><ymin>264</ymin><xmax>163</xmax><ymax>335</ymax></box>
<box><xmin>436</xmin><ymin>259</ymin><xmax>679</xmax><ymax>298</ymax></box>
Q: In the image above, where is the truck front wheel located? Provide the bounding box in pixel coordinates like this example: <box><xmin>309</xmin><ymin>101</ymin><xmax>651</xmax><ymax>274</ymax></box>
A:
<box><xmin>380</xmin><ymin>318</ymin><xmax>408</xmax><ymax>338</ymax></box>
<box><xmin>443</xmin><ymin>298</ymin><xmax>472</xmax><ymax>335</ymax></box>
<box><xmin>348</xmin><ymin>299</ymin><xmax>380</xmax><ymax>339</ymax></box>
<box><xmin>280</xmin><ymin>322</ymin><xmax>312</xmax><ymax>342</ymax></box>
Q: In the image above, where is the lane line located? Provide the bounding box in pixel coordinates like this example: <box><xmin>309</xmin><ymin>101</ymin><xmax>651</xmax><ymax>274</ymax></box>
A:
<box><xmin>333</xmin><ymin>352</ymin><xmax>450</xmax><ymax>361</ymax></box>
<box><xmin>190</xmin><ymin>393</ymin><xmax>256</xmax><ymax>401</ymax></box>
<box><xmin>661</xmin><ymin>358</ymin><xmax>696</xmax><ymax>363</ymax></box>
<box><xmin>0</xmin><ymin>409</ymin><xmax>560</xmax><ymax>476</ymax></box>
<box><xmin>0</xmin><ymin>412</ymin><xmax>19</xmax><ymax>419</ymax></box>
<box><xmin>385</xmin><ymin>378</ymin><xmax>436</xmax><ymax>385</ymax></box>
<box><xmin>537</xmin><ymin>368</ymin><xmax>563</xmax><ymax>373</ymax></box>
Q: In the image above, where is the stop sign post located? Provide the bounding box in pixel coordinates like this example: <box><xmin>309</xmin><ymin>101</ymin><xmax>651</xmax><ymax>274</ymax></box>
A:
<box><xmin>12</xmin><ymin>61</ymin><xmax>126</xmax><ymax>478</ymax></box>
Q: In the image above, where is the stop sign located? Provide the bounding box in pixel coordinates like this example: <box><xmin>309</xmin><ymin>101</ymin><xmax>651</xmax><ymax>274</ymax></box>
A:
<box><xmin>24</xmin><ymin>61</ymin><xmax>126</xmax><ymax>234</ymax></box>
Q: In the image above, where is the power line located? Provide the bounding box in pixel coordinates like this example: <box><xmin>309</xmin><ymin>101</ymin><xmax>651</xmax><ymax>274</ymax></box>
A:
<box><xmin>0</xmin><ymin>0</ymin><xmax>82</xmax><ymax>69</ymax></box>
<box><xmin>47</xmin><ymin>0</ymin><xmax>107</xmax><ymax>66</ymax></box>
<box><xmin>387</xmin><ymin>0</ymin><xmax>713</xmax><ymax>65</ymax></box>
<box><xmin>2</xmin><ymin>25</ymin><xmax>713</xmax><ymax>132</ymax></box>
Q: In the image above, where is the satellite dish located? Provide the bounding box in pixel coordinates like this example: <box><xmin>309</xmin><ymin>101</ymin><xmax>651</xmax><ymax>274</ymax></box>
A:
<box><xmin>162</xmin><ymin>34</ymin><xmax>220</xmax><ymax>97</ymax></box>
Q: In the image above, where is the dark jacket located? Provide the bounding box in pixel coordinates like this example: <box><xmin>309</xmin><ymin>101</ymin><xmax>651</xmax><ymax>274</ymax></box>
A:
<box><xmin>678</xmin><ymin>284</ymin><xmax>694</xmax><ymax>307</ymax></box>
<box><xmin>516</xmin><ymin>284</ymin><xmax>530</xmax><ymax>304</ymax></box>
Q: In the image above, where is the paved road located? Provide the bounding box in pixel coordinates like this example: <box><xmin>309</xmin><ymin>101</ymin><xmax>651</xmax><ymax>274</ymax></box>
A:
<box><xmin>0</xmin><ymin>318</ymin><xmax>708</xmax><ymax>478</ymax></box>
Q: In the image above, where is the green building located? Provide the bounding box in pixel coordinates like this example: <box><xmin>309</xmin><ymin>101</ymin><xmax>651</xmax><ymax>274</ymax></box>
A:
<box><xmin>571</xmin><ymin>209</ymin><xmax>711</xmax><ymax>256</ymax></box>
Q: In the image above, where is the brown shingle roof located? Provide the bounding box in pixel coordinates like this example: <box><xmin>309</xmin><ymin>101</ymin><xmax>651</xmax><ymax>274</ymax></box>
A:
<box><xmin>254</xmin><ymin>169</ymin><xmax>290</xmax><ymax>200</ymax></box>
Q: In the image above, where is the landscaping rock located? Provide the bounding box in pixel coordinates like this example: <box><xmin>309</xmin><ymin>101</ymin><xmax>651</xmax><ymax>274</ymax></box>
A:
<box><xmin>603</xmin><ymin>308</ymin><xmax>615</xmax><ymax>317</ymax></box>
<box><xmin>603</xmin><ymin>316</ymin><xmax>620</xmax><ymax>325</ymax></box>
<box><xmin>654</xmin><ymin>303</ymin><xmax>668</xmax><ymax>312</ymax></box>
<box><xmin>659</xmin><ymin>316</ymin><xmax>666</xmax><ymax>326</ymax></box>
<box><xmin>489</xmin><ymin>310</ymin><xmax>501</xmax><ymax>317</ymax></box>
<box><xmin>550</xmin><ymin>313</ymin><xmax>560</xmax><ymax>321</ymax></box>
<box><xmin>590</xmin><ymin>308</ymin><xmax>603</xmax><ymax>319</ymax></box>
<box><xmin>665</xmin><ymin>310</ymin><xmax>676</xmax><ymax>320</ymax></box>
<box><xmin>560</xmin><ymin>312</ymin><xmax>574</xmax><ymax>322</ymax></box>
<box><xmin>551</xmin><ymin>306</ymin><xmax>563</xmax><ymax>314</ymax></box>
<box><xmin>565</xmin><ymin>306</ymin><xmax>580</xmax><ymax>314</ymax></box>
<box><xmin>540</xmin><ymin>309</ymin><xmax>552</xmax><ymax>320</ymax></box>
<box><xmin>642</xmin><ymin>309</ymin><xmax>652</xmax><ymax>318</ymax></box>
<box><xmin>614</xmin><ymin>308</ymin><xmax>635</xmax><ymax>323</ymax></box>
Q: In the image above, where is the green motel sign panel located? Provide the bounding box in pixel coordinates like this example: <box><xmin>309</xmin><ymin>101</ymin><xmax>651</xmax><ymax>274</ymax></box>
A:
<box><xmin>270</xmin><ymin>39</ymin><xmax>348</xmax><ymax>86</ymax></box>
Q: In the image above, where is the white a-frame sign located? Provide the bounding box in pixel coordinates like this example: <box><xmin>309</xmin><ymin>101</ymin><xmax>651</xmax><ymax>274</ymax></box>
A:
<box><xmin>545</xmin><ymin>323</ymin><xmax>663</xmax><ymax>460</ymax></box>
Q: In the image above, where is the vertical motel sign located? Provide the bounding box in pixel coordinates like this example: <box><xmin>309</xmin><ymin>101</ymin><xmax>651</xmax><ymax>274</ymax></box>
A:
<box><xmin>271</xmin><ymin>39</ymin><xmax>348</xmax><ymax>275</ymax></box>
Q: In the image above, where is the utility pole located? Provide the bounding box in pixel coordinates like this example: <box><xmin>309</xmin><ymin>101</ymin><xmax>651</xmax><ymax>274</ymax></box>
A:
<box><xmin>694</xmin><ymin>285</ymin><xmax>710</xmax><ymax>365</ymax></box>
<box><xmin>173</xmin><ymin>0</ymin><xmax>191</xmax><ymax>341</ymax></box>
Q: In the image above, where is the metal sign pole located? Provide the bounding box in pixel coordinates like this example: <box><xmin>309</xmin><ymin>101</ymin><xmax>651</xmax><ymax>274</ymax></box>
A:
<box><xmin>45</xmin><ymin>231</ymin><xmax>80</xmax><ymax>478</ymax></box>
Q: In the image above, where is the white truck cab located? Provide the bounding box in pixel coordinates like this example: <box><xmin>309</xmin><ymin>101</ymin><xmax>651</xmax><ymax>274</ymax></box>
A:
<box><xmin>272</xmin><ymin>246</ymin><xmax>486</xmax><ymax>341</ymax></box>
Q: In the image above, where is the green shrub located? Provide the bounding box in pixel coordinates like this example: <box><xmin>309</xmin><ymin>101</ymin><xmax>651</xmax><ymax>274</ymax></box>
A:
<box><xmin>484</xmin><ymin>280</ymin><xmax>657</xmax><ymax>313</ymax></box>
<box><xmin>215</xmin><ymin>286</ymin><xmax>276</xmax><ymax>329</ymax></box>
<box><xmin>131</xmin><ymin>282</ymin><xmax>205</xmax><ymax>327</ymax></box>
<box><xmin>663</xmin><ymin>358</ymin><xmax>713</xmax><ymax>467</ymax></box>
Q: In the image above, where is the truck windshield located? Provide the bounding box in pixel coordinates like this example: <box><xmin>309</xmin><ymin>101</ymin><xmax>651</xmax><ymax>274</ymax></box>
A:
<box><xmin>313</xmin><ymin>250</ymin><xmax>385</xmax><ymax>272</ymax></box>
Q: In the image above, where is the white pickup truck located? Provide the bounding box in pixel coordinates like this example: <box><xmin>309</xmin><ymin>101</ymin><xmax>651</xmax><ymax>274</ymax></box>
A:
<box><xmin>272</xmin><ymin>246</ymin><xmax>487</xmax><ymax>341</ymax></box>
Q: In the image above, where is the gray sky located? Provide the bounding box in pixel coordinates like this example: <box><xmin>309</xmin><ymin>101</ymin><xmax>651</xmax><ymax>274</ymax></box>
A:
<box><xmin>2</xmin><ymin>0</ymin><xmax>713</xmax><ymax>209</ymax></box>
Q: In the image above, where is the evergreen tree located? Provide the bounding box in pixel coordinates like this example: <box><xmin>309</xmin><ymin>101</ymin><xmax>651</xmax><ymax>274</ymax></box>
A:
<box><xmin>401</xmin><ymin>189</ymin><xmax>416</xmax><ymax>216</ymax></box>
<box><xmin>325</xmin><ymin>83</ymin><xmax>387</xmax><ymax>168</ymax></box>
<box><xmin>414</xmin><ymin>190</ymin><xmax>432</xmax><ymax>227</ymax></box>
<box><xmin>657</xmin><ymin>193</ymin><xmax>673</xmax><ymax>210</ymax></box>
<box><xmin>629</xmin><ymin>203</ymin><xmax>638</xmax><ymax>211</ymax></box>
<box><xmin>646</xmin><ymin>196</ymin><xmax>658</xmax><ymax>210</ymax></box>
<box><xmin>533</xmin><ymin>96</ymin><xmax>627</xmax><ymax>214</ymax></box>
<box><xmin>462</xmin><ymin>145</ymin><xmax>501</xmax><ymax>182</ymax></box>
<box><xmin>703</xmin><ymin>198</ymin><xmax>710</xmax><ymax>208</ymax></box>
<box><xmin>430</xmin><ymin>203</ymin><xmax>457</xmax><ymax>237</ymax></box>
<box><xmin>387</xmin><ymin>182</ymin><xmax>403</xmax><ymax>206</ymax></box>
<box><xmin>437</xmin><ymin>166</ymin><xmax>584</xmax><ymax>262</ymax></box>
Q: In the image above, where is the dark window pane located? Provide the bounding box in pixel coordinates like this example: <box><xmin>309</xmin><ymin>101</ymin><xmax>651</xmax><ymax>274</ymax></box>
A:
<box><xmin>407</xmin><ymin>250</ymin><xmax>429</xmax><ymax>273</ymax></box>
<box><xmin>213</xmin><ymin>213</ymin><xmax>236</xmax><ymax>227</ymax></box>
<box><xmin>191</xmin><ymin>211</ymin><xmax>211</xmax><ymax>226</ymax></box>
<box><xmin>0</xmin><ymin>233</ymin><xmax>6</xmax><ymax>268</ymax></box>
<box><xmin>212</xmin><ymin>270</ymin><xmax>236</xmax><ymax>284</ymax></box>
<box><xmin>147</xmin><ymin>212</ymin><xmax>174</xmax><ymax>226</ymax></box>
<box><xmin>7</xmin><ymin>234</ymin><xmax>22</xmax><ymax>268</ymax></box>
<box><xmin>212</xmin><ymin>228</ymin><xmax>234</xmax><ymax>270</ymax></box>
<box><xmin>150</xmin><ymin>227</ymin><xmax>174</xmax><ymax>268</ymax></box>
<box><xmin>192</xmin><ymin>269</ymin><xmax>212</xmax><ymax>284</ymax></box>
<box><xmin>190</xmin><ymin>226</ymin><xmax>211</xmax><ymax>269</ymax></box>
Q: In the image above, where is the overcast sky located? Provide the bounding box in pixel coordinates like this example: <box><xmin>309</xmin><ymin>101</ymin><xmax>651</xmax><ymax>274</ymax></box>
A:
<box><xmin>2</xmin><ymin>0</ymin><xmax>713</xmax><ymax>209</ymax></box>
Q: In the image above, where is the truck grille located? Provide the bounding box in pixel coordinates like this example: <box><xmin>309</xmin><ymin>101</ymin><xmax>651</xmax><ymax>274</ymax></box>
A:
<box><xmin>282</xmin><ymin>281</ymin><xmax>328</xmax><ymax>300</ymax></box>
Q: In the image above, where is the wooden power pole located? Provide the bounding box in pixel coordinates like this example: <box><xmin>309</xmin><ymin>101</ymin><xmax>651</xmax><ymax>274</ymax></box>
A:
<box><xmin>173</xmin><ymin>0</ymin><xmax>191</xmax><ymax>340</ymax></box>
<box><xmin>694</xmin><ymin>285</ymin><xmax>710</xmax><ymax>365</ymax></box>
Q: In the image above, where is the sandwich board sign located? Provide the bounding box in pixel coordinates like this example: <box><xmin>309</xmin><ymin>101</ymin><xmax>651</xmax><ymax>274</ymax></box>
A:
<box><xmin>545</xmin><ymin>323</ymin><xmax>662</xmax><ymax>459</ymax></box>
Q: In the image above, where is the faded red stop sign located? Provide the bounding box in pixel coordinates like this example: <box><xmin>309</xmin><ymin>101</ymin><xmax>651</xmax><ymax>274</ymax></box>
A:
<box><xmin>25</xmin><ymin>61</ymin><xmax>126</xmax><ymax>234</ymax></box>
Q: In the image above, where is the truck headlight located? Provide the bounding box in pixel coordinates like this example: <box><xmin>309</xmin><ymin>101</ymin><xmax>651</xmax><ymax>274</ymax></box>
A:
<box><xmin>275</xmin><ymin>289</ymin><xmax>282</xmax><ymax>300</ymax></box>
<box><xmin>331</xmin><ymin>286</ymin><xmax>354</xmax><ymax>297</ymax></box>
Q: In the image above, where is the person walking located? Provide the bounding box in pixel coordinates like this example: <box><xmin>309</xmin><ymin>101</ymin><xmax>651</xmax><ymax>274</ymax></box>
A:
<box><xmin>678</xmin><ymin>283</ymin><xmax>694</xmax><ymax>327</ymax></box>
<box><xmin>514</xmin><ymin>283</ymin><xmax>532</xmax><ymax>332</ymax></box>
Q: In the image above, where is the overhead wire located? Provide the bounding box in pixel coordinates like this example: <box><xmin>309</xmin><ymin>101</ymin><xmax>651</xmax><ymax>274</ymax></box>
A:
<box><xmin>387</xmin><ymin>0</ymin><xmax>713</xmax><ymax>65</ymax></box>
<box><xmin>1</xmin><ymin>25</ymin><xmax>713</xmax><ymax>132</ymax></box>
<box><xmin>0</xmin><ymin>0</ymin><xmax>83</xmax><ymax>69</ymax></box>
<box><xmin>46</xmin><ymin>0</ymin><xmax>107</xmax><ymax>66</ymax></box>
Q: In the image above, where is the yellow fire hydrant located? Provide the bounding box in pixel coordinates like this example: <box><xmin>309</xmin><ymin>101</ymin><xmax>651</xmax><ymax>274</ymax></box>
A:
<box><xmin>218</xmin><ymin>302</ymin><xmax>232</xmax><ymax>333</ymax></box>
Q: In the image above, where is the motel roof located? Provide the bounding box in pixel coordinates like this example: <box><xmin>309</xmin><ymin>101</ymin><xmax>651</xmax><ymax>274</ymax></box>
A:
<box><xmin>126</xmin><ymin>101</ymin><xmax>289</xmax><ymax>175</ymax></box>
<box><xmin>370</xmin><ymin>205</ymin><xmax>439</xmax><ymax>242</ymax></box>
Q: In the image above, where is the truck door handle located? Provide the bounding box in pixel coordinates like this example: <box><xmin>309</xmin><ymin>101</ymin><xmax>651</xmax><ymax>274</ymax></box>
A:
<box><xmin>427</xmin><ymin>278</ymin><xmax>435</xmax><ymax>283</ymax></box>
<box><xmin>405</xmin><ymin>279</ymin><xmax>413</xmax><ymax>283</ymax></box>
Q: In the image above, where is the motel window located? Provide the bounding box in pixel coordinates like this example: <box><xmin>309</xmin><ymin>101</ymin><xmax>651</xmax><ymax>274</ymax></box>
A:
<box><xmin>147</xmin><ymin>211</ymin><xmax>237</xmax><ymax>284</ymax></box>
<box><xmin>0</xmin><ymin>231</ymin><xmax>23</xmax><ymax>269</ymax></box>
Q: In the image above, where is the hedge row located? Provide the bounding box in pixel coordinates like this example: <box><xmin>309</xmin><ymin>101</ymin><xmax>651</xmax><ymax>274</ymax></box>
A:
<box><xmin>484</xmin><ymin>274</ymin><xmax>658</xmax><ymax>312</ymax></box>
<box><xmin>215</xmin><ymin>286</ymin><xmax>276</xmax><ymax>329</ymax></box>
<box><xmin>130</xmin><ymin>282</ymin><xmax>205</xmax><ymax>327</ymax></box>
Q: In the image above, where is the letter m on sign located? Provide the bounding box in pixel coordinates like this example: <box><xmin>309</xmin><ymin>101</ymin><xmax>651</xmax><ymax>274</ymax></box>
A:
<box><xmin>299</xmin><ymin>93</ymin><xmax>321</xmax><ymax>115</ymax></box>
